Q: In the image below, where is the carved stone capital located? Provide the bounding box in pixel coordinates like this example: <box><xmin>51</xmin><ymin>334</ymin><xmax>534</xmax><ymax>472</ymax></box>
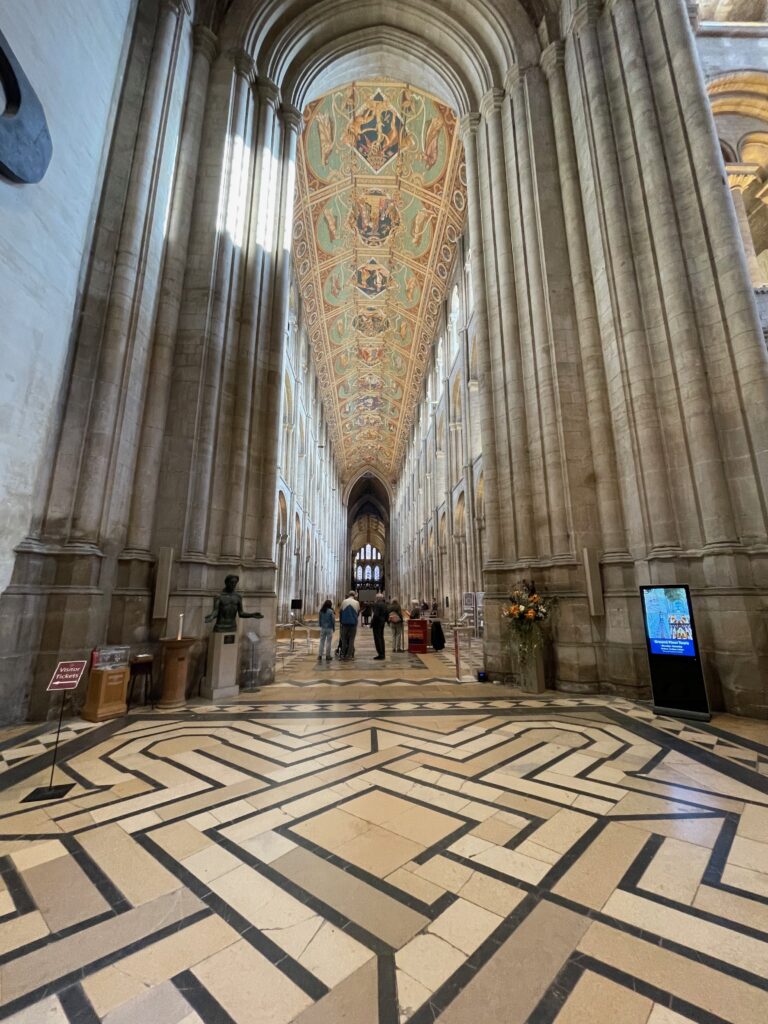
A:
<box><xmin>228</xmin><ymin>47</ymin><xmax>256</xmax><ymax>82</ymax></box>
<box><xmin>540</xmin><ymin>41</ymin><xmax>565</xmax><ymax>81</ymax></box>
<box><xmin>192</xmin><ymin>25</ymin><xmax>218</xmax><ymax>63</ymax></box>
<box><xmin>686</xmin><ymin>0</ymin><xmax>700</xmax><ymax>31</ymax></box>
<box><xmin>281</xmin><ymin>105</ymin><xmax>304</xmax><ymax>135</ymax></box>
<box><xmin>728</xmin><ymin>163</ymin><xmax>763</xmax><ymax>194</ymax></box>
<box><xmin>479</xmin><ymin>87</ymin><xmax>505</xmax><ymax>120</ymax></box>
<box><xmin>258</xmin><ymin>77</ymin><xmax>280</xmax><ymax>111</ymax></box>
<box><xmin>504</xmin><ymin>64</ymin><xmax>538</xmax><ymax>94</ymax></box>
<box><xmin>458</xmin><ymin>112</ymin><xmax>482</xmax><ymax>143</ymax></box>
<box><xmin>568</xmin><ymin>0</ymin><xmax>604</xmax><ymax>37</ymax></box>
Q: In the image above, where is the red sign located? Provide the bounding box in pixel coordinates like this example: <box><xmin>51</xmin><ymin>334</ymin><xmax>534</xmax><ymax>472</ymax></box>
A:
<box><xmin>47</xmin><ymin>661</ymin><xmax>87</xmax><ymax>692</ymax></box>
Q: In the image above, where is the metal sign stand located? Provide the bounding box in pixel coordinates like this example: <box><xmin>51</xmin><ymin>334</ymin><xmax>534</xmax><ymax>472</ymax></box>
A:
<box><xmin>22</xmin><ymin>660</ymin><xmax>86</xmax><ymax>803</ymax></box>
<box><xmin>453</xmin><ymin>620</ymin><xmax>462</xmax><ymax>681</ymax></box>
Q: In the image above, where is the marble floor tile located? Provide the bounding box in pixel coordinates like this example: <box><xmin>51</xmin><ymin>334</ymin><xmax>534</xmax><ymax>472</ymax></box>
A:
<box><xmin>554</xmin><ymin>970</ymin><xmax>652</xmax><ymax>1024</ymax></box>
<box><xmin>292</xmin><ymin>958</ymin><xmax>379</xmax><ymax>1024</ymax></box>
<box><xmin>578</xmin><ymin>920</ymin><xmax>768</xmax><ymax>1024</ymax></box>
<box><xmin>396</xmin><ymin>932</ymin><xmax>466</xmax><ymax>991</ymax></box>
<box><xmin>602</xmin><ymin>889</ymin><xmax>768</xmax><ymax>978</ymax></box>
<box><xmin>427</xmin><ymin>897</ymin><xmax>502</xmax><ymax>955</ymax></box>
<box><xmin>193</xmin><ymin>938</ymin><xmax>313</xmax><ymax>1024</ymax></box>
<box><xmin>334</xmin><ymin>823</ymin><xmax>424</xmax><ymax>877</ymax></box>
<box><xmin>637</xmin><ymin>836</ymin><xmax>712</xmax><ymax>905</ymax></box>
<box><xmin>22</xmin><ymin>854</ymin><xmax>110</xmax><ymax>932</ymax></box>
<box><xmin>78</xmin><ymin>823</ymin><xmax>183</xmax><ymax>905</ymax></box>
<box><xmin>437</xmin><ymin>901</ymin><xmax>590</xmax><ymax>1023</ymax></box>
<box><xmin>274</xmin><ymin>845</ymin><xmax>429</xmax><ymax>948</ymax></box>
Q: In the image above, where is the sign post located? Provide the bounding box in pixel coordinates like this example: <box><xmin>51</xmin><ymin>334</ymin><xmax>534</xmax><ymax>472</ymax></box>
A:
<box><xmin>453</xmin><ymin>615</ymin><xmax>462</xmax><ymax>680</ymax></box>
<box><xmin>639</xmin><ymin>586</ymin><xmax>710</xmax><ymax>721</ymax></box>
<box><xmin>23</xmin><ymin>661</ymin><xmax>86</xmax><ymax>803</ymax></box>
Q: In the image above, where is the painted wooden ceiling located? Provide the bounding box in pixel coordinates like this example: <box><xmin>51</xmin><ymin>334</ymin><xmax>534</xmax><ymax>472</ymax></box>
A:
<box><xmin>293</xmin><ymin>81</ymin><xmax>466</xmax><ymax>482</ymax></box>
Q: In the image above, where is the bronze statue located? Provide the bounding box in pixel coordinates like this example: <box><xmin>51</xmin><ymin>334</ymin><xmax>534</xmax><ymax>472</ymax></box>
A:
<box><xmin>205</xmin><ymin>575</ymin><xmax>263</xmax><ymax>633</ymax></box>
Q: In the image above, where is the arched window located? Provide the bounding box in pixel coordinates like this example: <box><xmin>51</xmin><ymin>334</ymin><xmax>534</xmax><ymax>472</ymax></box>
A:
<box><xmin>374</xmin><ymin>566</ymin><xmax>381</xmax><ymax>582</ymax></box>
<box><xmin>365</xmin><ymin>565</ymin><xmax>372</xmax><ymax>581</ymax></box>
<box><xmin>449</xmin><ymin>285</ymin><xmax>460</xmax><ymax>360</ymax></box>
<box><xmin>365</xmin><ymin>543</ymin><xmax>372</xmax><ymax>559</ymax></box>
<box><xmin>356</xmin><ymin>565</ymin><xmax>363</xmax><ymax>581</ymax></box>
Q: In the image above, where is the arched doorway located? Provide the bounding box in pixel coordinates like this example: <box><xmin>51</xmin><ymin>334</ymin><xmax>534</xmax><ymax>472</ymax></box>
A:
<box><xmin>346</xmin><ymin>472</ymin><xmax>390</xmax><ymax>598</ymax></box>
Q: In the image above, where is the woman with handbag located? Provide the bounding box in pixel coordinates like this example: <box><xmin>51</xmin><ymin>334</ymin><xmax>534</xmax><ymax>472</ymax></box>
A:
<box><xmin>388</xmin><ymin>600</ymin><xmax>405</xmax><ymax>653</ymax></box>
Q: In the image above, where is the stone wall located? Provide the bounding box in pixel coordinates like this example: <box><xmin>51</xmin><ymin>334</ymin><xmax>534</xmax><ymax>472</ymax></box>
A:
<box><xmin>0</xmin><ymin>0</ymin><xmax>136</xmax><ymax>596</ymax></box>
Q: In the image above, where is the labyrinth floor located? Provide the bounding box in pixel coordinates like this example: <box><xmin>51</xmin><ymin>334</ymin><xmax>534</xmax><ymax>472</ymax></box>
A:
<box><xmin>0</xmin><ymin>692</ymin><xmax>767</xmax><ymax>1023</ymax></box>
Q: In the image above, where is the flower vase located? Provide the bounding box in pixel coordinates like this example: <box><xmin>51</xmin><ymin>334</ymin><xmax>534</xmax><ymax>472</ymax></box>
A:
<box><xmin>517</xmin><ymin>642</ymin><xmax>546</xmax><ymax>693</ymax></box>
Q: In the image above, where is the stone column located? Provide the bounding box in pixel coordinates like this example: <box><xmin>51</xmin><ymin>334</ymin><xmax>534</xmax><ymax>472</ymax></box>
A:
<box><xmin>566</xmin><ymin>0</ymin><xmax>678</xmax><ymax>555</ymax></box>
<box><xmin>125</xmin><ymin>24</ymin><xmax>218</xmax><ymax>554</ymax></box>
<box><xmin>251</xmin><ymin>106</ymin><xmax>302</xmax><ymax>561</ymax></box>
<box><xmin>541</xmin><ymin>41</ymin><xmax>627</xmax><ymax>557</ymax></box>
<box><xmin>650</xmin><ymin>0</ymin><xmax>768</xmax><ymax>538</ymax></box>
<box><xmin>67</xmin><ymin>0</ymin><xmax>185</xmax><ymax>543</ymax></box>
<box><xmin>221</xmin><ymin>79</ymin><xmax>281</xmax><ymax>559</ymax></box>
<box><xmin>184</xmin><ymin>49</ymin><xmax>254</xmax><ymax>556</ymax></box>
<box><xmin>729</xmin><ymin>178</ymin><xmax>767</xmax><ymax>289</ymax></box>
<box><xmin>601</xmin><ymin>0</ymin><xmax>737</xmax><ymax>553</ymax></box>
<box><xmin>458</xmin><ymin>115</ymin><xmax>503</xmax><ymax>567</ymax></box>
<box><xmin>502</xmin><ymin>71</ymin><xmax>570</xmax><ymax>558</ymax></box>
<box><xmin>479</xmin><ymin>89</ymin><xmax>536</xmax><ymax>561</ymax></box>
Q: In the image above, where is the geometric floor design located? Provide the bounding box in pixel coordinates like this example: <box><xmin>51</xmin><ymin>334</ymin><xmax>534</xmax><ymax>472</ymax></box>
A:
<box><xmin>0</xmin><ymin>691</ymin><xmax>767</xmax><ymax>1022</ymax></box>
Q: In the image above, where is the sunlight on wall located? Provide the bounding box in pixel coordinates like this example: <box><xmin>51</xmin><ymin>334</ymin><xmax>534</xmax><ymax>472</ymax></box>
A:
<box><xmin>282</xmin><ymin>155</ymin><xmax>296</xmax><ymax>253</ymax></box>
<box><xmin>255</xmin><ymin>142</ymin><xmax>278</xmax><ymax>250</ymax></box>
<box><xmin>224</xmin><ymin>134</ymin><xmax>249</xmax><ymax>244</ymax></box>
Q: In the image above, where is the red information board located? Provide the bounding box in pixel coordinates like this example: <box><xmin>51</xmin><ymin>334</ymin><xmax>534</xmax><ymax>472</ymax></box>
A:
<box><xmin>407</xmin><ymin>619</ymin><xmax>429</xmax><ymax>654</ymax></box>
<box><xmin>47</xmin><ymin>661</ymin><xmax>87</xmax><ymax>692</ymax></box>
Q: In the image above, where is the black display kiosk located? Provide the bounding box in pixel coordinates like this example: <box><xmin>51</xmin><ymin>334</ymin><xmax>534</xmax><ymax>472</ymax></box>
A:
<box><xmin>639</xmin><ymin>585</ymin><xmax>710</xmax><ymax>721</ymax></box>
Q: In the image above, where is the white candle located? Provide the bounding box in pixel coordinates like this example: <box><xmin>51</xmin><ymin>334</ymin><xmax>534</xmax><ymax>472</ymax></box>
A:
<box><xmin>177</xmin><ymin>612</ymin><xmax>184</xmax><ymax>640</ymax></box>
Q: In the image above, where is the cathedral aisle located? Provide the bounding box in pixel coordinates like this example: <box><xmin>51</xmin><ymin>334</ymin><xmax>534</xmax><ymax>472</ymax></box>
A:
<box><xmin>0</xmin><ymin>689</ymin><xmax>767</xmax><ymax>1023</ymax></box>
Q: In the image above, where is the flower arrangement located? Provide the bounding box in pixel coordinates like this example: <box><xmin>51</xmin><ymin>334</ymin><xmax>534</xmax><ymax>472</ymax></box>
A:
<box><xmin>502</xmin><ymin>579</ymin><xmax>555</xmax><ymax>665</ymax></box>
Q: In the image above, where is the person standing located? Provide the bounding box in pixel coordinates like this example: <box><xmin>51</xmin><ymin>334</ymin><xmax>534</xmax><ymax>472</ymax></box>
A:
<box><xmin>317</xmin><ymin>599</ymin><xmax>335</xmax><ymax>662</ymax></box>
<box><xmin>371</xmin><ymin>594</ymin><xmax>388</xmax><ymax>660</ymax></box>
<box><xmin>339</xmin><ymin>591</ymin><xmax>360</xmax><ymax>660</ymax></box>
<box><xmin>389</xmin><ymin>599</ymin><xmax>405</xmax><ymax>652</ymax></box>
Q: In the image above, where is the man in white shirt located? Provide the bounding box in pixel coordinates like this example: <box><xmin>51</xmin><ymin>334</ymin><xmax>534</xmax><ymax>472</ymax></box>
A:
<box><xmin>339</xmin><ymin>591</ymin><xmax>360</xmax><ymax>661</ymax></box>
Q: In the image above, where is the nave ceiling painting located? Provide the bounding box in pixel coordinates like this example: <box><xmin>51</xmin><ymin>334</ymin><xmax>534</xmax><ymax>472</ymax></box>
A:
<box><xmin>293</xmin><ymin>81</ymin><xmax>466</xmax><ymax>482</ymax></box>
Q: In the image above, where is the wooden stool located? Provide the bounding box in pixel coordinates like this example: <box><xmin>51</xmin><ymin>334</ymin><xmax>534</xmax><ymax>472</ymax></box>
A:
<box><xmin>128</xmin><ymin>655</ymin><xmax>154</xmax><ymax>708</ymax></box>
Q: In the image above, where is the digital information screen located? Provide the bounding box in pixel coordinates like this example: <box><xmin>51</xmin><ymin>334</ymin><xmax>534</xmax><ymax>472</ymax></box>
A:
<box><xmin>641</xmin><ymin>587</ymin><xmax>695</xmax><ymax>657</ymax></box>
<box><xmin>639</xmin><ymin>585</ymin><xmax>710</xmax><ymax>721</ymax></box>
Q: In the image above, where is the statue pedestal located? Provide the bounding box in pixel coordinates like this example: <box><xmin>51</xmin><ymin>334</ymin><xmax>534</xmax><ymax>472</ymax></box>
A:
<box><xmin>158</xmin><ymin>638</ymin><xmax>196</xmax><ymax>710</ymax></box>
<box><xmin>203</xmin><ymin>632</ymin><xmax>240</xmax><ymax>701</ymax></box>
<box><xmin>514</xmin><ymin>644</ymin><xmax>546</xmax><ymax>694</ymax></box>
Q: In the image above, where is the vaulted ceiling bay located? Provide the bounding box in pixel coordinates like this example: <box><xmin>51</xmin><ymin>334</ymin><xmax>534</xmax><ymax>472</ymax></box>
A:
<box><xmin>292</xmin><ymin>80</ymin><xmax>467</xmax><ymax>484</ymax></box>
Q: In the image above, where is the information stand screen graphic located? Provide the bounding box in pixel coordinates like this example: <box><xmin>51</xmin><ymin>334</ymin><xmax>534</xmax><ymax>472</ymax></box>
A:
<box><xmin>641</xmin><ymin>587</ymin><xmax>695</xmax><ymax>657</ymax></box>
<box><xmin>639</xmin><ymin>585</ymin><xmax>709</xmax><ymax>721</ymax></box>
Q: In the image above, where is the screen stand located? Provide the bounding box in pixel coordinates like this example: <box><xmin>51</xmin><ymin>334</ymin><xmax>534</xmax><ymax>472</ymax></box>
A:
<box><xmin>651</xmin><ymin>704</ymin><xmax>711</xmax><ymax>723</ymax></box>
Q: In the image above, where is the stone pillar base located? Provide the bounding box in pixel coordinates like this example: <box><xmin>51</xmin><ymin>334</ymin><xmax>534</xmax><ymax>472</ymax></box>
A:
<box><xmin>203</xmin><ymin>631</ymin><xmax>240</xmax><ymax>701</ymax></box>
